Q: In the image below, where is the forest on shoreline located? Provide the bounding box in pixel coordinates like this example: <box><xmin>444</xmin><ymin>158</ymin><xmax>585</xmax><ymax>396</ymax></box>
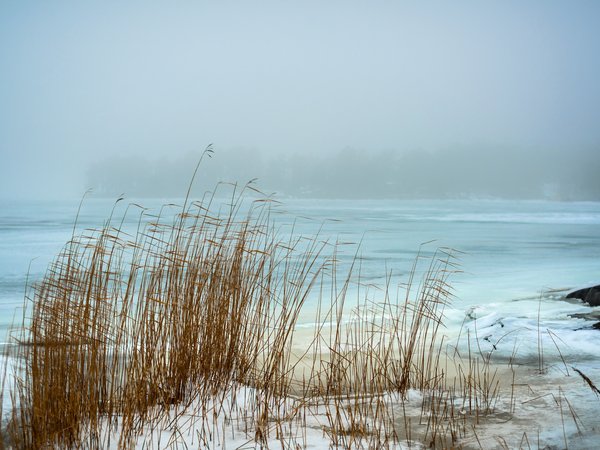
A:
<box><xmin>86</xmin><ymin>146</ymin><xmax>600</xmax><ymax>201</ymax></box>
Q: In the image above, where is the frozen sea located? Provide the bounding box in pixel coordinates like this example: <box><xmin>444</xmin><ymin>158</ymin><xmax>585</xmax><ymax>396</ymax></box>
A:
<box><xmin>1</xmin><ymin>197</ymin><xmax>600</xmax><ymax>362</ymax></box>
<box><xmin>3</xmin><ymin>196</ymin><xmax>600</xmax><ymax>448</ymax></box>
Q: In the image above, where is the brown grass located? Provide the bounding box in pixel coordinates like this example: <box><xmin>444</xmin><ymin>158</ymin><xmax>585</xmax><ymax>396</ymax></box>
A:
<box><xmin>1</xmin><ymin>160</ymin><xmax>544</xmax><ymax>449</ymax></box>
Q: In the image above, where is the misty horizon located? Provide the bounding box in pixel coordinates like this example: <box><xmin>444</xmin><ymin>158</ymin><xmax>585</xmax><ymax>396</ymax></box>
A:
<box><xmin>2</xmin><ymin>2</ymin><xmax>600</xmax><ymax>200</ymax></box>
<box><xmin>86</xmin><ymin>145</ymin><xmax>600</xmax><ymax>201</ymax></box>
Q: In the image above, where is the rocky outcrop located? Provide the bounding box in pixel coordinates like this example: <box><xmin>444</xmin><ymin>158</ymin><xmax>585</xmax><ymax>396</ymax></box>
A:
<box><xmin>566</xmin><ymin>285</ymin><xmax>600</xmax><ymax>307</ymax></box>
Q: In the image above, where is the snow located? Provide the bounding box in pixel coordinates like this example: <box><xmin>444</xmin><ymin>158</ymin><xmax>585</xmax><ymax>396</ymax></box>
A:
<box><xmin>85</xmin><ymin>365</ymin><xmax>600</xmax><ymax>449</ymax></box>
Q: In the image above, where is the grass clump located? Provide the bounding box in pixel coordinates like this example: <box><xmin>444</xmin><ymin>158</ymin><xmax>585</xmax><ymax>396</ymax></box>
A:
<box><xmin>5</xmin><ymin>177</ymin><xmax>330</xmax><ymax>447</ymax></box>
<box><xmin>3</xmin><ymin>159</ymin><xmax>580</xmax><ymax>449</ymax></box>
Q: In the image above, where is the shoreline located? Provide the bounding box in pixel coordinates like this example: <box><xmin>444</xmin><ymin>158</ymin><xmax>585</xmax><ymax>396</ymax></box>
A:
<box><xmin>2</xmin><ymin>322</ymin><xmax>600</xmax><ymax>448</ymax></box>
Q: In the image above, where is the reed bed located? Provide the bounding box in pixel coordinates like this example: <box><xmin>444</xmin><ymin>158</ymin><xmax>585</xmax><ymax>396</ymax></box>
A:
<box><xmin>1</xmin><ymin>174</ymin><xmax>587</xmax><ymax>448</ymax></box>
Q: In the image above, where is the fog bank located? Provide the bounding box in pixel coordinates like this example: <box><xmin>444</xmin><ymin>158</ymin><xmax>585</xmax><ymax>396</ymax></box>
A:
<box><xmin>87</xmin><ymin>146</ymin><xmax>600</xmax><ymax>201</ymax></box>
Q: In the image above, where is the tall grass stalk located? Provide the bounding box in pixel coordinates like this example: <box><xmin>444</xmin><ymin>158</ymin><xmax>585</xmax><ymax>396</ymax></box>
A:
<box><xmin>2</xmin><ymin>179</ymin><xmax>523</xmax><ymax>449</ymax></box>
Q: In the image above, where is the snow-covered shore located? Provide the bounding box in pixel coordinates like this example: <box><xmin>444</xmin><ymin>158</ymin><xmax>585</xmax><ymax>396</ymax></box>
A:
<box><xmin>94</xmin><ymin>362</ymin><xmax>600</xmax><ymax>449</ymax></box>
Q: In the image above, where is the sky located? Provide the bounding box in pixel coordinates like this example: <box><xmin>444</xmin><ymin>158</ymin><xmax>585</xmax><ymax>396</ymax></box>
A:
<box><xmin>1</xmin><ymin>1</ymin><xmax>600</xmax><ymax>199</ymax></box>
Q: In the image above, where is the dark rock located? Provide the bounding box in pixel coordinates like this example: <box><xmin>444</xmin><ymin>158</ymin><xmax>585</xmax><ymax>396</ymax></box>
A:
<box><xmin>566</xmin><ymin>285</ymin><xmax>600</xmax><ymax>307</ymax></box>
<box><xmin>593</xmin><ymin>322</ymin><xmax>600</xmax><ymax>330</ymax></box>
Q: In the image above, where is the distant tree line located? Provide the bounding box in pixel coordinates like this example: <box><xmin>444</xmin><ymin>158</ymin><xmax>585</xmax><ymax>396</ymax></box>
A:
<box><xmin>86</xmin><ymin>146</ymin><xmax>600</xmax><ymax>200</ymax></box>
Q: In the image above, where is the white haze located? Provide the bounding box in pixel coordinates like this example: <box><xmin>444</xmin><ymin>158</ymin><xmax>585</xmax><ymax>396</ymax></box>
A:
<box><xmin>1</xmin><ymin>1</ymin><xmax>599</xmax><ymax>199</ymax></box>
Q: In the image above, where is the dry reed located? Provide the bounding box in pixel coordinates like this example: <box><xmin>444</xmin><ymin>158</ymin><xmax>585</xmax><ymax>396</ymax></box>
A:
<box><xmin>1</xmin><ymin>159</ymin><xmax>570</xmax><ymax>449</ymax></box>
